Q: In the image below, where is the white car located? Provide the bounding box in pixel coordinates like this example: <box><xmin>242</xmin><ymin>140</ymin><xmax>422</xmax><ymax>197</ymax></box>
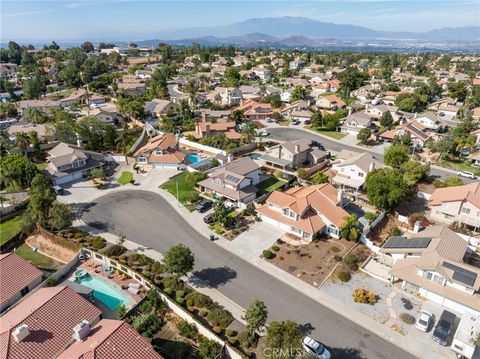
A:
<box><xmin>415</xmin><ymin>311</ymin><xmax>433</xmax><ymax>332</ymax></box>
<box><xmin>457</xmin><ymin>171</ymin><xmax>476</xmax><ymax>179</ymax></box>
<box><xmin>259</xmin><ymin>129</ymin><xmax>269</xmax><ymax>137</ymax></box>
<box><xmin>302</xmin><ymin>337</ymin><xmax>331</xmax><ymax>359</ymax></box>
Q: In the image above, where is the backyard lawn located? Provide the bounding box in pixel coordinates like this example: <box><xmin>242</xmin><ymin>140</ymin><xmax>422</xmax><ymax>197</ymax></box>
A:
<box><xmin>0</xmin><ymin>215</ymin><xmax>23</xmax><ymax>246</ymax></box>
<box><xmin>313</xmin><ymin>129</ymin><xmax>347</xmax><ymax>140</ymax></box>
<box><xmin>257</xmin><ymin>176</ymin><xmax>287</xmax><ymax>195</ymax></box>
<box><xmin>15</xmin><ymin>243</ymin><xmax>63</xmax><ymax>272</ymax></box>
<box><xmin>160</xmin><ymin>172</ymin><xmax>206</xmax><ymax>211</ymax></box>
<box><xmin>117</xmin><ymin>171</ymin><xmax>134</xmax><ymax>185</ymax></box>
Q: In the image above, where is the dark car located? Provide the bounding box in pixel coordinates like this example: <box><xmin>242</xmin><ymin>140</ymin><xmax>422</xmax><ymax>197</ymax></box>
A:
<box><xmin>304</xmin><ymin>119</ymin><xmax>312</xmax><ymax>125</ymax></box>
<box><xmin>203</xmin><ymin>212</ymin><xmax>214</xmax><ymax>224</ymax></box>
<box><xmin>432</xmin><ymin>310</ymin><xmax>456</xmax><ymax>346</ymax></box>
<box><xmin>195</xmin><ymin>199</ymin><xmax>213</xmax><ymax>213</ymax></box>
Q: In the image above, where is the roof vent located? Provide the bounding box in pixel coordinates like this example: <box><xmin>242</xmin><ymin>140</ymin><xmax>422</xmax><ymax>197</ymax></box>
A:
<box><xmin>12</xmin><ymin>324</ymin><xmax>30</xmax><ymax>343</ymax></box>
<box><xmin>72</xmin><ymin>320</ymin><xmax>91</xmax><ymax>341</ymax></box>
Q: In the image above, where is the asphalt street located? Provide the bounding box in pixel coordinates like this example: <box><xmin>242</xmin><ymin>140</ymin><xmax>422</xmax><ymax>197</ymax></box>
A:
<box><xmin>267</xmin><ymin>127</ymin><xmax>472</xmax><ymax>182</ymax></box>
<box><xmin>81</xmin><ymin>190</ymin><xmax>415</xmax><ymax>359</ymax></box>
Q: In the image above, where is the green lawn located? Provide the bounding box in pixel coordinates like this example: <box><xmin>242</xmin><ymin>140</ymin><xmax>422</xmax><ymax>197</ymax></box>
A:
<box><xmin>278</xmin><ymin>119</ymin><xmax>291</xmax><ymax>126</ymax></box>
<box><xmin>117</xmin><ymin>171</ymin><xmax>134</xmax><ymax>185</ymax></box>
<box><xmin>35</xmin><ymin>162</ymin><xmax>47</xmax><ymax>171</ymax></box>
<box><xmin>15</xmin><ymin>244</ymin><xmax>62</xmax><ymax>272</ymax></box>
<box><xmin>257</xmin><ymin>177</ymin><xmax>287</xmax><ymax>196</ymax></box>
<box><xmin>313</xmin><ymin>129</ymin><xmax>347</xmax><ymax>140</ymax></box>
<box><xmin>0</xmin><ymin>215</ymin><xmax>23</xmax><ymax>246</ymax></box>
<box><xmin>439</xmin><ymin>158</ymin><xmax>480</xmax><ymax>176</ymax></box>
<box><xmin>160</xmin><ymin>172</ymin><xmax>205</xmax><ymax>211</ymax></box>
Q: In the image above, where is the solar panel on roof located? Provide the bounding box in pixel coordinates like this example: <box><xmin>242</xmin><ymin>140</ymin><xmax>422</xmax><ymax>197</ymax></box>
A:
<box><xmin>383</xmin><ymin>237</ymin><xmax>431</xmax><ymax>249</ymax></box>
<box><xmin>442</xmin><ymin>262</ymin><xmax>477</xmax><ymax>287</ymax></box>
<box><xmin>225</xmin><ymin>175</ymin><xmax>240</xmax><ymax>183</ymax></box>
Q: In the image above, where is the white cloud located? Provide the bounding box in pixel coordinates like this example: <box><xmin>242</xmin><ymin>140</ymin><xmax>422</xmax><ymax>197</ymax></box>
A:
<box><xmin>1</xmin><ymin>8</ymin><xmax>55</xmax><ymax>18</ymax></box>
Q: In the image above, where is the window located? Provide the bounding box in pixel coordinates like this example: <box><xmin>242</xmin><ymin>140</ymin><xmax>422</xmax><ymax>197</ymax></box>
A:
<box><xmin>95</xmin><ymin>253</ymin><xmax>103</xmax><ymax>260</ymax></box>
<box><xmin>20</xmin><ymin>286</ymin><xmax>29</xmax><ymax>297</ymax></box>
<box><xmin>291</xmin><ymin>227</ymin><xmax>302</xmax><ymax>234</ymax></box>
<box><xmin>444</xmin><ymin>213</ymin><xmax>454</xmax><ymax>220</ymax></box>
<box><xmin>328</xmin><ymin>226</ymin><xmax>339</xmax><ymax>236</ymax></box>
<box><xmin>358</xmin><ymin>172</ymin><xmax>364</xmax><ymax>177</ymax></box>
<box><xmin>461</xmin><ymin>207</ymin><xmax>471</xmax><ymax>215</ymax></box>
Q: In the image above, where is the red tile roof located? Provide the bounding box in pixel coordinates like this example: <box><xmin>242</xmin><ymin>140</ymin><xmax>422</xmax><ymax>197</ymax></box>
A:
<box><xmin>0</xmin><ymin>286</ymin><xmax>101</xmax><ymax>359</ymax></box>
<box><xmin>58</xmin><ymin>319</ymin><xmax>163</xmax><ymax>359</ymax></box>
<box><xmin>0</xmin><ymin>253</ymin><xmax>43</xmax><ymax>306</ymax></box>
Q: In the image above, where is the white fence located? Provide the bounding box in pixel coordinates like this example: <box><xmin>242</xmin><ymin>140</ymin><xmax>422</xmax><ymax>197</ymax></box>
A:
<box><xmin>360</xmin><ymin>212</ymin><xmax>386</xmax><ymax>254</ymax></box>
<box><xmin>179</xmin><ymin>138</ymin><xmax>227</xmax><ymax>157</ymax></box>
<box><xmin>104</xmin><ymin>155</ymin><xmax>126</xmax><ymax>162</ymax></box>
<box><xmin>82</xmin><ymin>249</ymin><xmax>242</xmax><ymax>359</ymax></box>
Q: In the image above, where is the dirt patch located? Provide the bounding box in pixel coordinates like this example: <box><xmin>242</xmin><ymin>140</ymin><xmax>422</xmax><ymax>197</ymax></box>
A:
<box><xmin>367</xmin><ymin>214</ymin><xmax>408</xmax><ymax>244</ymax></box>
<box><xmin>266</xmin><ymin>238</ymin><xmax>356</xmax><ymax>287</ymax></box>
<box><xmin>395</xmin><ymin>194</ymin><xmax>428</xmax><ymax>217</ymax></box>
<box><xmin>26</xmin><ymin>233</ymin><xmax>77</xmax><ymax>263</ymax></box>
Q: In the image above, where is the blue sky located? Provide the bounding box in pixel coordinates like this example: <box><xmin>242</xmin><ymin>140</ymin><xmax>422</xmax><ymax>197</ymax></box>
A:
<box><xmin>1</xmin><ymin>0</ymin><xmax>479</xmax><ymax>41</ymax></box>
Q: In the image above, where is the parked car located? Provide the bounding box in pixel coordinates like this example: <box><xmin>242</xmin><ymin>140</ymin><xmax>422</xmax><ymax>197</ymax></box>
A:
<box><xmin>415</xmin><ymin>311</ymin><xmax>433</xmax><ymax>332</ymax></box>
<box><xmin>266</xmin><ymin>117</ymin><xmax>275</xmax><ymax>123</ymax></box>
<box><xmin>259</xmin><ymin>129</ymin><xmax>269</xmax><ymax>137</ymax></box>
<box><xmin>304</xmin><ymin>119</ymin><xmax>312</xmax><ymax>125</ymax></box>
<box><xmin>291</xmin><ymin>119</ymin><xmax>300</xmax><ymax>125</ymax></box>
<box><xmin>302</xmin><ymin>337</ymin><xmax>331</xmax><ymax>359</ymax></box>
<box><xmin>195</xmin><ymin>199</ymin><xmax>213</xmax><ymax>213</ymax></box>
<box><xmin>457</xmin><ymin>171</ymin><xmax>476</xmax><ymax>179</ymax></box>
<box><xmin>459</xmin><ymin>147</ymin><xmax>471</xmax><ymax>157</ymax></box>
<box><xmin>203</xmin><ymin>213</ymin><xmax>214</xmax><ymax>224</ymax></box>
<box><xmin>432</xmin><ymin>310</ymin><xmax>456</xmax><ymax>346</ymax></box>
<box><xmin>52</xmin><ymin>185</ymin><xmax>64</xmax><ymax>195</ymax></box>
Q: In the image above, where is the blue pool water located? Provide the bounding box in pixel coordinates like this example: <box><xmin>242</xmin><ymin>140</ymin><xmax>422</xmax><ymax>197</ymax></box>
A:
<box><xmin>75</xmin><ymin>274</ymin><xmax>131</xmax><ymax>311</ymax></box>
<box><xmin>186</xmin><ymin>153</ymin><xmax>202</xmax><ymax>163</ymax></box>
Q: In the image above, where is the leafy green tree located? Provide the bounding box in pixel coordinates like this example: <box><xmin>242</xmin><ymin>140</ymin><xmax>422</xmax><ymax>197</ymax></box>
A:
<box><xmin>162</xmin><ymin>244</ymin><xmax>195</xmax><ymax>279</ymax></box>
<box><xmin>380</xmin><ymin>111</ymin><xmax>393</xmax><ymax>128</ymax></box>
<box><xmin>340</xmin><ymin>214</ymin><xmax>361</xmax><ymax>241</ymax></box>
<box><xmin>338</xmin><ymin>67</ymin><xmax>368</xmax><ymax>91</ymax></box>
<box><xmin>48</xmin><ymin>202</ymin><xmax>73</xmax><ymax>231</ymax></box>
<box><xmin>448</xmin><ymin>81</ymin><xmax>468</xmax><ymax>102</ymax></box>
<box><xmin>224</xmin><ymin>67</ymin><xmax>241</xmax><ymax>87</ymax></box>
<box><xmin>291</xmin><ymin>85</ymin><xmax>307</xmax><ymax>101</ymax></box>
<box><xmin>311</xmin><ymin>110</ymin><xmax>323</xmax><ymax>128</ymax></box>
<box><xmin>0</xmin><ymin>153</ymin><xmax>37</xmax><ymax>189</ymax></box>
<box><xmin>15</xmin><ymin>132</ymin><xmax>30</xmax><ymax>156</ymax></box>
<box><xmin>28</xmin><ymin>131</ymin><xmax>41</xmax><ymax>156</ymax></box>
<box><xmin>23</xmin><ymin>74</ymin><xmax>47</xmax><ymax>100</ymax></box>
<box><xmin>365</xmin><ymin>169</ymin><xmax>408</xmax><ymax>210</ymax></box>
<box><xmin>230</xmin><ymin>110</ymin><xmax>245</xmax><ymax>122</ymax></box>
<box><xmin>198</xmin><ymin>336</ymin><xmax>222</xmax><ymax>359</ymax></box>
<box><xmin>241</xmin><ymin>122</ymin><xmax>257</xmax><ymax>144</ymax></box>
<box><xmin>264</xmin><ymin>320</ymin><xmax>302</xmax><ymax>359</ymax></box>
<box><xmin>357</xmin><ymin>128</ymin><xmax>371</xmax><ymax>145</ymax></box>
<box><xmin>103</xmin><ymin>124</ymin><xmax>117</xmax><ymax>147</ymax></box>
<box><xmin>0</xmin><ymin>103</ymin><xmax>17</xmax><ymax>119</ymax></box>
<box><xmin>401</xmin><ymin>160</ymin><xmax>429</xmax><ymax>187</ymax></box>
<box><xmin>384</xmin><ymin>144</ymin><xmax>409</xmax><ymax>168</ymax></box>
<box><xmin>212</xmin><ymin>199</ymin><xmax>233</xmax><ymax>227</ymax></box>
<box><xmin>311</xmin><ymin>171</ymin><xmax>329</xmax><ymax>184</ymax></box>
<box><xmin>427</xmin><ymin>136</ymin><xmax>455</xmax><ymax>159</ymax></box>
<box><xmin>394</xmin><ymin>93</ymin><xmax>427</xmax><ymax>112</ymax></box>
<box><xmin>132</xmin><ymin>313</ymin><xmax>162</xmax><ymax>337</ymax></box>
<box><xmin>76</xmin><ymin>116</ymin><xmax>106</xmax><ymax>150</ymax></box>
<box><xmin>81</xmin><ymin>41</ymin><xmax>94</xmax><ymax>53</ymax></box>
<box><xmin>243</xmin><ymin>299</ymin><xmax>268</xmax><ymax>337</ymax></box>
<box><xmin>116</xmin><ymin>304</ymin><xmax>126</xmax><ymax>319</ymax></box>
<box><xmin>28</xmin><ymin>174</ymin><xmax>56</xmax><ymax>226</ymax></box>
<box><xmin>24</xmin><ymin>108</ymin><xmax>47</xmax><ymax>124</ymax></box>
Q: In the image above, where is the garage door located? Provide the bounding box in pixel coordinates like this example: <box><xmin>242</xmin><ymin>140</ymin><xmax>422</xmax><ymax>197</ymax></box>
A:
<box><xmin>153</xmin><ymin>163</ymin><xmax>177</xmax><ymax>169</ymax></box>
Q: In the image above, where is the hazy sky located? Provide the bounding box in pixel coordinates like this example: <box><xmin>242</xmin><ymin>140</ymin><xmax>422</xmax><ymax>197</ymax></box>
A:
<box><xmin>1</xmin><ymin>0</ymin><xmax>479</xmax><ymax>41</ymax></box>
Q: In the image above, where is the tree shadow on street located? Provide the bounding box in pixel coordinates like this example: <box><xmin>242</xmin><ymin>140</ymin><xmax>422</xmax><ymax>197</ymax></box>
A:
<box><xmin>299</xmin><ymin>322</ymin><xmax>315</xmax><ymax>335</ymax></box>
<box><xmin>328</xmin><ymin>347</ymin><xmax>366</xmax><ymax>359</ymax></box>
<box><xmin>189</xmin><ymin>266</ymin><xmax>237</xmax><ymax>288</ymax></box>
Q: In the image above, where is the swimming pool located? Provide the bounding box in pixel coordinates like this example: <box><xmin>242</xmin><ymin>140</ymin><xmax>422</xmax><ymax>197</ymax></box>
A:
<box><xmin>250</xmin><ymin>153</ymin><xmax>261</xmax><ymax>160</ymax></box>
<box><xmin>186</xmin><ymin>153</ymin><xmax>202</xmax><ymax>164</ymax></box>
<box><xmin>75</xmin><ymin>273</ymin><xmax>131</xmax><ymax>311</ymax></box>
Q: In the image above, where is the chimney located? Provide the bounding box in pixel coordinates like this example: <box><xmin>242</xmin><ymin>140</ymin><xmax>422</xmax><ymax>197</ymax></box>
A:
<box><xmin>348</xmin><ymin>108</ymin><xmax>352</xmax><ymax>116</ymax></box>
<box><xmin>368</xmin><ymin>162</ymin><xmax>375</xmax><ymax>172</ymax></box>
<box><xmin>413</xmin><ymin>221</ymin><xmax>421</xmax><ymax>233</ymax></box>
<box><xmin>76</xmin><ymin>133</ymin><xmax>82</xmax><ymax>147</ymax></box>
<box><xmin>12</xmin><ymin>324</ymin><xmax>30</xmax><ymax>343</ymax></box>
<box><xmin>205</xmin><ymin>124</ymin><xmax>211</xmax><ymax>136</ymax></box>
<box><xmin>227</xmin><ymin>154</ymin><xmax>233</xmax><ymax>163</ymax></box>
<box><xmin>414</xmin><ymin>112</ymin><xmax>418</xmax><ymax>119</ymax></box>
<box><xmin>72</xmin><ymin>320</ymin><xmax>91</xmax><ymax>341</ymax></box>
<box><xmin>295</xmin><ymin>144</ymin><xmax>300</xmax><ymax>153</ymax></box>
<box><xmin>337</xmin><ymin>190</ymin><xmax>344</xmax><ymax>205</ymax></box>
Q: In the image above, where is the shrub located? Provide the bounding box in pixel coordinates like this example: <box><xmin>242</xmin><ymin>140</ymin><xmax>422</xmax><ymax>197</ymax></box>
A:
<box><xmin>178</xmin><ymin>319</ymin><xmax>197</xmax><ymax>339</ymax></box>
<box><xmin>186</xmin><ymin>299</ymin><xmax>194</xmax><ymax>307</ymax></box>
<box><xmin>388</xmin><ymin>226</ymin><xmax>402</xmax><ymax>236</ymax></box>
<box><xmin>198</xmin><ymin>337</ymin><xmax>222</xmax><ymax>359</ymax></box>
<box><xmin>185</xmin><ymin>292</ymin><xmax>214</xmax><ymax>309</ymax></box>
<box><xmin>199</xmin><ymin>310</ymin><xmax>208</xmax><ymax>317</ymax></box>
<box><xmin>364</xmin><ymin>212</ymin><xmax>378</xmax><ymax>224</ymax></box>
<box><xmin>161</xmin><ymin>277</ymin><xmax>182</xmax><ymax>291</ymax></box>
<box><xmin>225</xmin><ymin>328</ymin><xmax>237</xmax><ymax>337</ymax></box>
<box><xmin>207</xmin><ymin>307</ymin><xmax>234</xmax><ymax>328</ymax></box>
<box><xmin>338</xmin><ymin>271</ymin><xmax>351</xmax><ymax>282</ymax></box>
<box><xmin>89</xmin><ymin>236</ymin><xmax>106</xmax><ymax>250</ymax></box>
<box><xmin>228</xmin><ymin>337</ymin><xmax>238</xmax><ymax>345</ymax></box>
<box><xmin>176</xmin><ymin>297</ymin><xmax>185</xmax><ymax>305</ymax></box>
<box><xmin>399</xmin><ymin>313</ymin><xmax>415</xmax><ymax>325</ymax></box>
<box><xmin>164</xmin><ymin>288</ymin><xmax>172</xmax><ymax>295</ymax></box>
<box><xmin>276</xmin><ymin>238</ymin><xmax>284</xmax><ymax>244</ymax></box>
<box><xmin>46</xmin><ymin>276</ymin><xmax>56</xmax><ymax>287</ymax></box>
<box><xmin>176</xmin><ymin>290</ymin><xmax>185</xmax><ymax>298</ymax></box>
<box><xmin>236</xmin><ymin>330</ymin><xmax>253</xmax><ymax>348</ymax></box>
<box><xmin>333</xmin><ymin>254</ymin><xmax>342</xmax><ymax>262</ymax></box>
<box><xmin>271</xmin><ymin>245</ymin><xmax>280</xmax><ymax>252</ymax></box>
<box><xmin>344</xmin><ymin>253</ymin><xmax>359</xmax><ymax>271</ymax></box>
<box><xmin>212</xmin><ymin>326</ymin><xmax>223</xmax><ymax>334</ymax></box>
<box><xmin>132</xmin><ymin>313</ymin><xmax>162</xmax><ymax>337</ymax></box>
<box><xmin>352</xmin><ymin>288</ymin><xmax>377</xmax><ymax>304</ymax></box>
<box><xmin>74</xmin><ymin>231</ymin><xmax>86</xmax><ymax>239</ymax></box>
<box><xmin>104</xmin><ymin>244</ymin><xmax>127</xmax><ymax>257</ymax></box>
<box><xmin>262</xmin><ymin>250</ymin><xmax>274</xmax><ymax>259</ymax></box>
<box><xmin>142</xmin><ymin>271</ymin><xmax>152</xmax><ymax>279</ymax></box>
<box><xmin>331</xmin><ymin>246</ymin><xmax>340</xmax><ymax>253</ymax></box>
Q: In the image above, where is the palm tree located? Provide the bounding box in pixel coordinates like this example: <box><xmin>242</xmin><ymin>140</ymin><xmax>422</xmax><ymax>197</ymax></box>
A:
<box><xmin>15</xmin><ymin>132</ymin><xmax>30</xmax><ymax>157</ymax></box>
<box><xmin>242</xmin><ymin>122</ymin><xmax>257</xmax><ymax>144</ymax></box>
<box><xmin>340</xmin><ymin>214</ymin><xmax>362</xmax><ymax>241</ymax></box>
<box><xmin>115</xmin><ymin>128</ymin><xmax>132</xmax><ymax>164</ymax></box>
<box><xmin>198</xmin><ymin>74</ymin><xmax>209</xmax><ymax>92</ymax></box>
<box><xmin>25</xmin><ymin>108</ymin><xmax>44</xmax><ymax>124</ymax></box>
<box><xmin>185</xmin><ymin>78</ymin><xmax>199</xmax><ymax>106</ymax></box>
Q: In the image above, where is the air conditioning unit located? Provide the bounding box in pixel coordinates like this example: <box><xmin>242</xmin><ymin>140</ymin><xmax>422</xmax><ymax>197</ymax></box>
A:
<box><xmin>12</xmin><ymin>324</ymin><xmax>30</xmax><ymax>343</ymax></box>
<box><xmin>72</xmin><ymin>320</ymin><xmax>91</xmax><ymax>341</ymax></box>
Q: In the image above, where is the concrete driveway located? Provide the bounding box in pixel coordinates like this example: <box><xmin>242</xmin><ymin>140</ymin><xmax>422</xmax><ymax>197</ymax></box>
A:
<box><xmin>80</xmin><ymin>190</ymin><xmax>414</xmax><ymax>359</ymax></box>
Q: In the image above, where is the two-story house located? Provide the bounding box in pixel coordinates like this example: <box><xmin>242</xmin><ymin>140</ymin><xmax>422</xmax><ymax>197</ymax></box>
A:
<box><xmin>45</xmin><ymin>142</ymin><xmax>104</xmax><ymax>185</ymax></box>
<box><xmin>207</xmin><ymin>87</ymin><xmax>242</xmax><ymax>107</ymax></box>
<box><xmin>415</xmin><ymin>112</ymin><xmax>448</xmax><ymax>132</ymax></box>
<box><xmin>379</xmin><ymin>225</ymin><xmax>480</xmax><ymax>314</ymax></box>
<box><xmin>429</xmin><ymin>182</ymin><xmax>480</xmax><ymax>230</ymax></box>
<box><xmin>197</xmin><ymin>157</ymin><xmax>260</xmax><ymax>208</ymax></box>
<box><xmin>0</xmin><ymin>252</ymin><xmax>44</xmax><ymax>313</ymax></box>
<box><xmin>145</xmin><ymin>99</ymin><xmax>177</xmax><ymax>117</ymax></box>
<box><xmin>59</xmin><ymin>88</ymin><xmax>87</xmax><ymax>108</ymax></box>
<box><xmin>134</xmin><ymin>133</ymin><xmax>185</xmax><ymax>168</ymax></box>
<box><xmin>380</xmin><ymin>120</ymin><xmax>432</xmax><ymax>148</ymax></box>
<box><xmin>331</xmin><ymin>150</ymin><xmax>384</xmax><ymax>191</ymax></box>
<box><xmin>117</xmin><ymin>75</ymin><xmax>146</xmax><ymax>97</ymax></box>
<box><xmin>315</xmin><ymin>94</ymin><xmax>346</xmax><ymax>111</ymax></box>
<box><xmin>185</xmin><ymin>121</ymin><xmax>241</xmax><ymax>141</ymax></box>
<box><xmin>235</xmin><ymin>100</ymin><xmax>273</xmax><ymax>121</ymax></box>
<box><xmin>257</xmin><ymin>184</ymin><xmax>349</xmax><ymax>241</ymax></box>
<box><xmin>260</xmin><ymin>139</ymin><xmax>327</xmax><ymax>173</ymax></box>
<box><xmin>339</xmin><ymin>111</ymin><xmax>373</xmax><ymax>134</ymax></box>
